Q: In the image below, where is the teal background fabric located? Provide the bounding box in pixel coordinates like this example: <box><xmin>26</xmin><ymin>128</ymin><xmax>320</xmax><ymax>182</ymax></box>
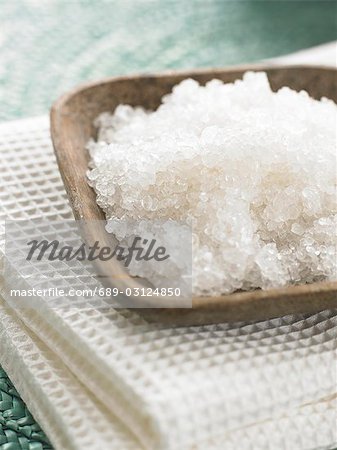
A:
<box><xmin>0</xmin><ymin>0</ymin><xmax>336</xmax><ymax>121</ymax></box>
<box><xmin>0</xmin><ymin>1</ymin><xmax>336</xmax><ymax>448</ymax></box>
<box><xmin>0</xmin><ymin>368</ymin><xmax>52</xmax><ymax>449</ymax></box>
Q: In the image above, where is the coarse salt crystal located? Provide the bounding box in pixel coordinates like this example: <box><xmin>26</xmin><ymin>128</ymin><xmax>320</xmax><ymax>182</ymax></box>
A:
<box><xmin>87</xmin><ymin>72</ymin><xmax>337</xmax><ymax>295</ymax></box>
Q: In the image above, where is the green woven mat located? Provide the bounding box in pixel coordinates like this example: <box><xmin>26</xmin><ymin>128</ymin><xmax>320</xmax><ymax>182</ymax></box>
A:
<box><xmin>0</xmin><ymin>1</ymin><xmax>336</xmax><ymax>449</ymax></box>
<box><xmin>0</xmin><ymin>368</ymin><xmax>52</xmax><ymax>450</ymax></box>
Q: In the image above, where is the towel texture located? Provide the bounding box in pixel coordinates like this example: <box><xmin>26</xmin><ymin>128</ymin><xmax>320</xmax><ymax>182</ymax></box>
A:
<box><xmin>0</xmin><ymin>112</ymin><xmax>336</xmax><ymax>450</ymax></box>
<box><xmin>0</xmin><ymin>43</ymin><xmax>336</xmax><ymax>449</ymax></box>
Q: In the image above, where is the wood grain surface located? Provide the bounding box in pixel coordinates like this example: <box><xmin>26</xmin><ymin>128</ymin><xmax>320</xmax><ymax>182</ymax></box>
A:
<box><xmin>51</xmin><ymin>65</ymin><xmax>337</xmax><ymax>325</ymax></box>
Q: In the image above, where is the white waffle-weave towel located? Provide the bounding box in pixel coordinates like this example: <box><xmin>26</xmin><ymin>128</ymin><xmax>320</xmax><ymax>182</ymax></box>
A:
<box><xmin>0</xmin><ymin>43</ymin><xmax>336</xmax><ymax>450</ymax></box>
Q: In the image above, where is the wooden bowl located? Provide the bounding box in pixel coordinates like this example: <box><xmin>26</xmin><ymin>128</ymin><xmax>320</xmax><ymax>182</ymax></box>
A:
<box><xmin>50</xmin><ymin>65</ymin><xmax>337</xmax><ymax>325</ymax></box>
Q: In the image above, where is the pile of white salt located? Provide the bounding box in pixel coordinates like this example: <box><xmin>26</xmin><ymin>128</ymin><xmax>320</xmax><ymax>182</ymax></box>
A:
<box><xmin>87</xmin><ymin>72</ymin><xmax>337</xmax><ymax>295</ymax></box>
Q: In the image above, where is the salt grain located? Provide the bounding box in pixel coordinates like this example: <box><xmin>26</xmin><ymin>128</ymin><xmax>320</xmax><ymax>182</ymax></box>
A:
<box><xmin>87</xmin><ymin>72</ymin><xmax>337</xmax><ymax>295</ymax></box>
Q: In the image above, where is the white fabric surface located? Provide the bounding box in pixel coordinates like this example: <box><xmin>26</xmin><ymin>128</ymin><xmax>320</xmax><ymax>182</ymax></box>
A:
<box><xmin>268</xmin><ymin>41</ymin><xmax>337</xmax><ymax>67</ymax></box>
<box><xmin>0</xmin><ymin>295</ymin><xmax>139</xmax><ymax>450</ymax></box>
<box><xmin>0</xmin><ymin>290</ymin><xmax>335</xmax><ymax>450</ymax></box>
<box><xmin>0</xmin><ymin>43</ymin><xmax>336</xmax><ymax>450</ymax></box>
